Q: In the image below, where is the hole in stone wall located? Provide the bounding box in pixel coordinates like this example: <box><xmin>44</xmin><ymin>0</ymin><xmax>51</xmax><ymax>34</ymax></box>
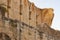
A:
<box><xmin>28</xmin><ymin>32</ymin><xmax>32</xmax><ymax>35</ymax></box>
<box><xmin>20</xmin><ymin>29</ymin><xmax>22</xmax><ymax>32</ymax></box>
<box><xmin>20</xmin><ymin>4</ymin><xmax>22</xmax><ymax>15</ymax></box>
<box><xmin>20</xmin><ymin>12</ymin><xmax>22</xmax><ymax>15</ymax></box>
<box><xmin>9</xmin><ymin>19</ymin><xmax>17</xmax><ymax>27</ymax></box>
<box><xmin>29</xmin><ymin>11</ymin><xmax>31</xmax><ymax>20</ymax></box>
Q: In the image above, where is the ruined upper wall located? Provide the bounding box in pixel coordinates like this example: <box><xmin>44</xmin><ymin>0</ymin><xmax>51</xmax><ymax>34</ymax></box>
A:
<box><xmin>0</xmin><ymin>0</ymin><xmax>54</xmax><ymax>27</ymax></box>
<box><xmin>37</xmin><ymin>8</ymin><xmax>54</xmax><ymax>26</ymax></box>
<box><xmin>28</xmin><ymin>0</ymin><xmax>54</xmax><ymax>27</ymax></box>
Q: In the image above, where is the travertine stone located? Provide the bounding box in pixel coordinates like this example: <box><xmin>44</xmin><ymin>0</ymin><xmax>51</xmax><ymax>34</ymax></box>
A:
<box><xmin>21</xmin><ymin>0</ymin><xmax>30</xmax><ymax>40</ymax></box>
<box><xmin>36</xmin><ymin>8</ymin><xmax>42</xmax><ymax>25</ymax></box>
<box><xmin>42</xmin><ymin>8</ymin><xmax>54</xmax><ymax>26</ymax></box>
<box><xmin>0</xmin><ymin>0</ymin><xmax>60</xmax><ymax>40</ymax></box>
<box><xmin>9</xmin><ymin>0</ymin><xmax>20</xmax><ymax>20</ymax></box>
<box><xmin>29</xmin><ymin>3</ymin><xmax>36</xmax><ymax>27</ymax></box>
<box><xmin>36</xmin><ymin>8</ymin><xmax>54</xmax><ymax>27</ymax></box>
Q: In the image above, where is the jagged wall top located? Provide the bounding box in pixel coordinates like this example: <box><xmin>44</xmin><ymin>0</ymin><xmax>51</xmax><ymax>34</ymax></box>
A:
<box><xmin>0</xmin><ymin>0</ymin><xmax>54</xmax><ymax>27</ymax></box>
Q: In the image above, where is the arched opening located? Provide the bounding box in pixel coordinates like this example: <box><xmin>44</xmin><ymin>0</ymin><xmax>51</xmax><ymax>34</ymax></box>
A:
<box><xmin>0</xmin><ymin>5</ymin><xmax>7</xmax><ymax>19</ymax></box>
<box><xmin>0</xmin><ymin>4</ymin><xmax>10</xmax><ymax>20</ymax></box>
<box><xmin>0</xmin><ymin>32</ymin><xmax>11</xmax><ymax>40</ymax></box>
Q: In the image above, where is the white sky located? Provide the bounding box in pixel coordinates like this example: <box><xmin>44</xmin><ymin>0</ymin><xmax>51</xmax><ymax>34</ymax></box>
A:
<box><xmin>29</xmin><ymin>0</ymin><xmax>60</xmax><ymax>30</ymax></box>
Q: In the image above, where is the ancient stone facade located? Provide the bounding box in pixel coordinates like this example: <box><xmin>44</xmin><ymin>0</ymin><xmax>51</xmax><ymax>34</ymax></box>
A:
<box><xmin>0</xmin><ymin>0</ymin><xmax>60</xmax><ymax>40</ymax></box>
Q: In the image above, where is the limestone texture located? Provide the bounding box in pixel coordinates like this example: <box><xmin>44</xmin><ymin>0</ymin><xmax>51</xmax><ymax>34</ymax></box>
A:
<box><xmin>0</xmin><ymin>0</ymin><xmax>60</xmax><ymax>40</ymax></box>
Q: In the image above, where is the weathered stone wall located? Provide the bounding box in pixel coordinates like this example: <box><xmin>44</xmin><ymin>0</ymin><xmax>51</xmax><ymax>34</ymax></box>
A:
<box><xmin>0</xmin><ymin>0</ymin><xmax>54</xmax><ymax>27</ymax></box>
<box><xmin>0</xmin><ymin>0</ymin><xmax>60</xmax><ymax>40</ymax></box>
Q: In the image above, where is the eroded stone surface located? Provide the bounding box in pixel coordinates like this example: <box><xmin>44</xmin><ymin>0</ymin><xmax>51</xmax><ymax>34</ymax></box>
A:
<box><xmin>0</xmin><ymin>0</ymin><xmax>60</xmax><ymax>40</ymax></box>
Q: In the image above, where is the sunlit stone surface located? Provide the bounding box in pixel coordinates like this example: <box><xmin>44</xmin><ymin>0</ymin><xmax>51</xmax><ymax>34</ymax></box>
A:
<box><xmin>0</xmin><ymin>0</ymin><xmax>60</xmax><ymax>40</ymax></box>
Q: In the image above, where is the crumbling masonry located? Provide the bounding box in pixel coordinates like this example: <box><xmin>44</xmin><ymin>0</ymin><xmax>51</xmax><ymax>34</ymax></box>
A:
<box><xmin>0</xmin><ymin>0</ymin><xmax>60</xmax><ymax>40</ymax></box>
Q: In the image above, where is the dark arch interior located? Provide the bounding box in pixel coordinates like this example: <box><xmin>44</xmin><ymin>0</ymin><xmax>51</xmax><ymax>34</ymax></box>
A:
<box><xmin>0</xmin><ymin>6</ymin><xmax>7</xmax><ymax>19</ymax></box>
<box><xmin>0</xmin><ymin>33</ymin><xmax>11</xmax><ymax>40</ymax></box>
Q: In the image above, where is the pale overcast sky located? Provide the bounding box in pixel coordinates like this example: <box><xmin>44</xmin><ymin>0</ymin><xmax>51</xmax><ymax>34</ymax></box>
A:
<box><xmin>29</xmin><ymin>0</ymin><xmax>60</xmax><ymax>30</ymax></box>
